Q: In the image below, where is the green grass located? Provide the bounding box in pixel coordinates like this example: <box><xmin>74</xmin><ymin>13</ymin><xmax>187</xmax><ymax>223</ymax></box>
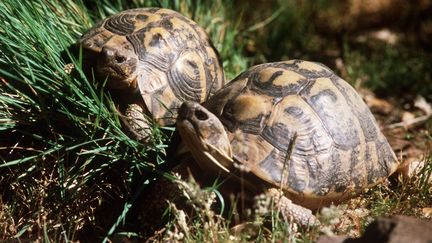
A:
<box><xmin>343</xmin><ymin>41</ymin><xmax>432</xmax><ymax>101</ymax></box>
<box><xmin>0</xmin><ymin>0</ymin><xmax>247</xmax><ymax>241</ymax></box>
<box><xmin>0</xmin><ymin>1</ymin><xmax>154</xmax><ymax>240</ymax></box>
<box><xmin>370</xmin><ymin>157</ymin><xmax>432</xmax><ymax>217</ymax></box>
<box><xmin>1</xmin><ymin>0</ymin><xmax>431</xmax><ymax>242</ymax></box>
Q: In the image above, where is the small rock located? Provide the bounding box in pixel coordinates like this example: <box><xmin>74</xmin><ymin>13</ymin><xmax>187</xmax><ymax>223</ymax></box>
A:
<box><xmin>316</xmin><ymin>215</ymin><xmax>432</xmax><ymax>243</ymax></box>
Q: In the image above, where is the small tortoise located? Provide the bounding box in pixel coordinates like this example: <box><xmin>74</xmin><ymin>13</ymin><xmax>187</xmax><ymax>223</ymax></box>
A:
<box><xmin>177</xmin><ymin>60</ymin><xmax>400</xmax><ymax>225</ymax></box>
<box><xmin>78</xmin><ymin>8</ymin><xmax>224</xmax><ymax>139</ymax></box>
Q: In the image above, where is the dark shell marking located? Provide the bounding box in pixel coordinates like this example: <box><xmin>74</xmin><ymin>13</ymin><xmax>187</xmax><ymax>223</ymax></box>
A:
<box><xmin>104</xmin><ymin>13</ymin><xmax>136</xmax><ymax>35</ymax></box>
<box><xmin>205</xmin><ymin>60</ymin><xmax>399</xmax><ymax>203</ymax></box>
<box><xmin>79</xmin><ymin>8</ymin><xmax>224</xmax><ymax>125</ymax></box>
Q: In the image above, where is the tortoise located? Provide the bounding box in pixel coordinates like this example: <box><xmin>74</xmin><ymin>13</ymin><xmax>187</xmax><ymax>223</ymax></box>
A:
<box><xmin>78</xmin><ymin>8</ymin><xmax>224</xmax><ymax>140</ymax></box>
<box><xmin>176</xmin><ymin>60</ymin><xmax>400</xmax><ymax>226</ymax></box>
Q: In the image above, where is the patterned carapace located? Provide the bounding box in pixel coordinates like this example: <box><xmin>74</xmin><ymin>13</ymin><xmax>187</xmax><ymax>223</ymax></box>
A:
<box><xmin>177</xmin><ymin>60</ymin><xmax>399</xmax><ymax>210</ymax></box>
<box><xmin>79</xmin><ymin>8</ymin><xmax>224</xmax><ymax>126</ymax></box>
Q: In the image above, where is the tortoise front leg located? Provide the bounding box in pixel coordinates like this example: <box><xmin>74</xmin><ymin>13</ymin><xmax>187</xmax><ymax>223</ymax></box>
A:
<box><xmin>267</xmin><ymin>188</ymin><xmax>318</xmax><ymax>227</ymax></box>
<box><xmin>121</xmin><ymin>103</ymin><xmax>152</xmax><ymax>142</ymax></box>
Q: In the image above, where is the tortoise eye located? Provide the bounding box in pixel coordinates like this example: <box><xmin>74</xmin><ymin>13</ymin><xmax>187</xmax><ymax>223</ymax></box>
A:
<box><xmin>195</xmin><ymin>109</ymin><xmax>208</xmax><ymax>121</ymax></box>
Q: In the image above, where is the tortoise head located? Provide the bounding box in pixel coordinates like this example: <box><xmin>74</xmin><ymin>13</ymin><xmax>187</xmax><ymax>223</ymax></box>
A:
<box><xmin>95</xmin><ymin>40</ymin><xmax>139</xmax><ymax>91</ymax></box>
<box><xmin>177</xmin><ymin>101</ymin><xmax>233</xmax><ymax>174</ymax></box>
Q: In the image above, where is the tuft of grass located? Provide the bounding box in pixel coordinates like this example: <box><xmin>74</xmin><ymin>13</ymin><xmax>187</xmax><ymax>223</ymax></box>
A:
<box><xmin>369</xmin><ymin>156</ymin><xmax>432</xmax><ymax>217</ymax></box>
<box><xmin>0</xmin><ymin>0</ymin><xmax>161</xmax><ymax>240</ymax></box>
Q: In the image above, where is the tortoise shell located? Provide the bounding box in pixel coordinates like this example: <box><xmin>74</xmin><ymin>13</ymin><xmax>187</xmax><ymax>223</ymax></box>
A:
<box><xmin>78</xmin><ymin>8</ymin><xmax>224</xmax><ymax>125</ymax></box>
<box><xmin>200</xmin><ymin>60</ymin><xmax>399</xmax><ymax>208</ymax></box>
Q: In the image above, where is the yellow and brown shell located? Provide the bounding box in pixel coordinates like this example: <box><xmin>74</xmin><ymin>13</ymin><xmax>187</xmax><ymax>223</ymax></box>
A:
<box><xmin>78</xmin><ymin>8</ymin><xmax>224</xmax><ymax>125</ymax></box>
<box><xmin>204</xmin><ymin>60</ymin><xmax>399</xmax><ymax>208</ymax></box>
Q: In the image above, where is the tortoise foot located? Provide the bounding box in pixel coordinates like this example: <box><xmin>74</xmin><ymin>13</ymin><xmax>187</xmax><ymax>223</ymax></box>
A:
<box><xmin>268</xmin><ymin>188</ymin><xmax>319</xmax><ymax>227</ymax></box>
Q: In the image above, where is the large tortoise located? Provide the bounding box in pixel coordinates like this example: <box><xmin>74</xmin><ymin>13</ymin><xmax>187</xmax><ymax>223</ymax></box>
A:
<box><xmin>176</xmin><ymin>60</ymin><xmax>400</xmax><ymax>225</ymax></box>
<box><xmin>78</xmin><ymin>8</ymin><xmax>224</xmax><ymax>139</ymax></box>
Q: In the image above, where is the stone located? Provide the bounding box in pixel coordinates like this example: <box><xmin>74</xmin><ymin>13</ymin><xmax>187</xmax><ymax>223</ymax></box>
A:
<box><xmin>316</xmin><ymin>215</ymin><xmax>432</xmax><ymax>243</ymax></box>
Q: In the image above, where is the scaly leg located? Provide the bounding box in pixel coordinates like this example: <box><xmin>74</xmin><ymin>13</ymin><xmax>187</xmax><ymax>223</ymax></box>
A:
<box><xmin>122</xmin><ymin>103</ymin><xmax>152</xmax><ymax>142</ymax></box>
<box><xmin>267</xmin><ymin>188</ymin><xmax>319</xmax><ymax>227</ymax></box>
